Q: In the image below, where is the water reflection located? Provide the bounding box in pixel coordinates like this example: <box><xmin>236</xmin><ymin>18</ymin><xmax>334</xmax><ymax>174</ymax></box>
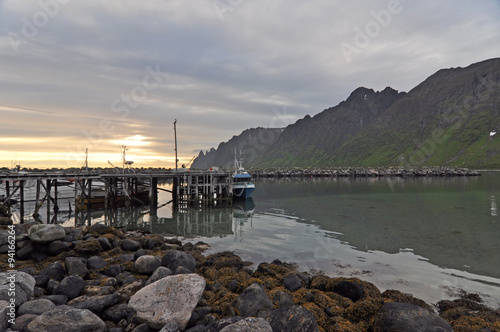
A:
<box><xmin>59</xmin><ymin>175</ymin><xmax>500</xmax><ymax>308</ymax></box>
<box><xmin>74</xmin><ymin>198</ymin><xmax>257</xmax><ymax>241</ymax></box>
<box><xmin>492</xmin><ymin>195</ymin><xmax>497</xmax><ymax>217</ymax></box>
<box><xmin>232</xmin><ymin>199</ymin><xmax>255</xmax><ymax>242</ymax></box>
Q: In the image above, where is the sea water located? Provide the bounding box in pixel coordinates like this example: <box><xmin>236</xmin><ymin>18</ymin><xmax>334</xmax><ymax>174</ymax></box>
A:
<box><xmin>5</xmin><ymin>172</ymin><xmax>500</xmax><ymax>307</ymax></box>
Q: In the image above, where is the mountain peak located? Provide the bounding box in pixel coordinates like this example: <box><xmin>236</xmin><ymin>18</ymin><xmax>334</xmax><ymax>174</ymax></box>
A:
<box><xmin>193</xmin><ymin>58</ymin><xmax>500</xmax><ymax>169</ymax></box>
<box><xmin>345</xmin><ymin>86</ymin><xmax>400</xmax><ymax>104</ymax></box>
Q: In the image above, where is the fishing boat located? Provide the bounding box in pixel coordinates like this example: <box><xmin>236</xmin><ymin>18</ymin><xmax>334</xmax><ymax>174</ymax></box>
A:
<box><xmin>232</xmin><ymin>152</ymin><xmax>255</xmax><ymax>200</ymax></box>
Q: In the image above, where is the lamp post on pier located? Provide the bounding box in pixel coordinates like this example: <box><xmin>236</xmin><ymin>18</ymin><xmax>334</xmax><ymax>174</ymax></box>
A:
<box><xmin>173</xmin><ymin>119</ymin><xmax>178</xmax><ymax>171</ymax></box>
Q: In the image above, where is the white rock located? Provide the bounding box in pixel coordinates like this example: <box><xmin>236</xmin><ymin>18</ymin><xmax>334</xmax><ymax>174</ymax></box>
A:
<box><xmin>129</xmin><ymin>273</ymin><xmax>205</xmax><ymax>330</ymax></box>
<box><xmin>28</xmin><ymin>224</ymin><xmax>66</xmax><ymax>242</ymax></box>
<box><xmin>0</xmin><ymin>272</ymin><xmax>36</xmax><ymax>307</ymax></box>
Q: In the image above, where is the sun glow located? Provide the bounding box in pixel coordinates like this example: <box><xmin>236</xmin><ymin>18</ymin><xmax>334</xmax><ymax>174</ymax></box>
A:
<box><xmin>110</xmin><ymin>135</ymin><xmax>151</xmax><ymax>147</ymax></box>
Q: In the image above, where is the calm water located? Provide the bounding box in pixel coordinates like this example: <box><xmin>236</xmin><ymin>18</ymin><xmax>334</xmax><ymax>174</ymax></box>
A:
<box><xmin>6</xmin><ymin>172</ymin><xmax>500</xmax><ymax>307</ymax></box>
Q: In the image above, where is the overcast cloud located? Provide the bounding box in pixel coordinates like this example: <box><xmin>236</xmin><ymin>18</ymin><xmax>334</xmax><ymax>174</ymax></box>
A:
<box><xmin>0</xmin><ymin>0</ymin><xmax>499</xmax><ymax>168</ymax></box>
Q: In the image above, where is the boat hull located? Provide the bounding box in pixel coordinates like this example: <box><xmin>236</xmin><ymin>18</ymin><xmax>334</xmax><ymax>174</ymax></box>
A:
<box><xmin>232</xmin><ymin>184</ymin><xmax>255</xmax><ymax>200</ymax></box>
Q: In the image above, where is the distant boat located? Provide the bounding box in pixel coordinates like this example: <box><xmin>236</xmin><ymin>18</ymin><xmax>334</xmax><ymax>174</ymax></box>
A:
<box><xmin>232</xmin><ymin>151</ymin><xmax>255</xmax><ymax>200</ymax></box>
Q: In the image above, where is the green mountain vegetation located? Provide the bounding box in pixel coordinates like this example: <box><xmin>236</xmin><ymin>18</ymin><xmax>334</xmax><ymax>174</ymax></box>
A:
<box><xmin>193</xmin><ymin>58</ymin><xmax>500</xmax><ymax>169</ymax></box>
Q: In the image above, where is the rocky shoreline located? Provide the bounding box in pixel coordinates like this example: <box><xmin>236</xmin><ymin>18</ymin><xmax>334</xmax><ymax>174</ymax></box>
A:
<box><xmin>251</xmin><ymin>167</ymin><xmax>481</xmax><ymax>178</ymax></box>
<box><xmin>1</xmin><ymin>222</ymin><xmax>499</xmax><ymax>332</ymax></box>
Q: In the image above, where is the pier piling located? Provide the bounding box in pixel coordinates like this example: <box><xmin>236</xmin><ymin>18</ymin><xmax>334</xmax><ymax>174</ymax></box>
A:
<box><xmin>1</xmin><ymin>170</ymin><xmax>234</xmax><ymax>223</ymax></box>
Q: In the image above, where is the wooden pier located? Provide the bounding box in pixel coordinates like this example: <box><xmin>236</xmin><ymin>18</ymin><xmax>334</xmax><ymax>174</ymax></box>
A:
<box><xmin>0</xmin><ymin>170</ymin><xmax>234</xmax><ymax>223</ymax></box>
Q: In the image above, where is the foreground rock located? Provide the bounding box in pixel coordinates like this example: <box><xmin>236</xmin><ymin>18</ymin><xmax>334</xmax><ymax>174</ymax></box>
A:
<box><xmin>27</xmin><ymin>224</ymin><xmax>66</xmax><ymax>243</ymax></box>
<box><xmin>234</xmin><ymin>284</ymin><xmax>273</xmax><ymax>317</ymax></box>
<box><xmin>0</xmin><ymin>222</ymin><xmax>498</xmax><ymax>332</ymax></box>
<box><xmin>129</xmin><ymin>273</ymin><xmax>206</xmax><ymax>330</ymax></box>
<box><xmin>267</xmin><ymin>306</ymin><xmax>320</xmax><ymax>332</ymax></box>
<box><xmin>373</xmin><ymin>302</ymin><xmax>452</xmax><ymax>332</ymax></box>
<box><xmin>26</xmin><ymin>306</ymin><xmax>106</xmax><ymax>332</ymax></box>
<box><xmin>0</xmin><ymin>271</ymin><xmax>35</xmax><ymax>307</ymax></box>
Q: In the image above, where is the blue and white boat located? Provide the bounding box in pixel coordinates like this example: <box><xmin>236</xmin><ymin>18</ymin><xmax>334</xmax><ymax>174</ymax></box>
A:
<box><xmin>232</xmin><ymin>152</ymin><xmax>255</xmax><ymax>200</ymax></box>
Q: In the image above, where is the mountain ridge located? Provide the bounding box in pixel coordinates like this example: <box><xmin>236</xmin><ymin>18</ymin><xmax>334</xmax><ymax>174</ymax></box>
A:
<box><xmin>192</xmin><ymin>58</ymin><xmax>500</xmax><ymax>169</ymax></box>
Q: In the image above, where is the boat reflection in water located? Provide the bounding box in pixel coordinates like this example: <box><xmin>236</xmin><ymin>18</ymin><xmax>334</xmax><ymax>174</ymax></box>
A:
<box><xmin>75</xmin><ymin>198</ymin><xmax>256</xmax><ymax>241</ymax></box>
<box><xmin>232</xmin><ymin>198</ymin><xmax>255</xmax><ymax>242</ymax></box>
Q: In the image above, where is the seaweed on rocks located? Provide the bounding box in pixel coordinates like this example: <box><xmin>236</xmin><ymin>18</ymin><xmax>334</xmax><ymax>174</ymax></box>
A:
<box><xmin>1</xmin><ymin>223</ymin><xmax>499</xmax><ymax>332</ymax></box>
<box><xmin>437</xmin><ymin>293</ymin><xmax>500</xmax><ymax>332</ymax></box>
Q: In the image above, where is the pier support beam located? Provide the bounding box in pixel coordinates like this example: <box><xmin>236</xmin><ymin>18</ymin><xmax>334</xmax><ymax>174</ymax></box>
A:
<box><xmin>87</xmin><ymin>179</ymin><xmax>92</xmax><ymax>211</ymax></box>
<box><xmin>149</xmin><ymin>177</ymin><xmax>158</xmax><ymax>211</ymax></box>
<box><xmin>19</xmin><ymin>180</ymin><xmax>24</xmax><ymax>222</ymax></box>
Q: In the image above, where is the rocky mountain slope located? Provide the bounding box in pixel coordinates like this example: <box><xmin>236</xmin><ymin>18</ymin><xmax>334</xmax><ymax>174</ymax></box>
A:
<box><xmin>250</xmin><ymin>87</ymin><xmax>404</xmax><ymax>167</ymax></box>
<box><xmin>191</xmin><ymin>127</ymin><xmax>283</xmax><ymax>169</ymax></box>
<box><xmin>329</xmin><ymin>58</ymin><xmax>500</xmax><ymax>168</ymax></box>
<box><xmin>193</xmin><ymin>58</ymin><xmax>500</xmax><ymax>169</ymax></box>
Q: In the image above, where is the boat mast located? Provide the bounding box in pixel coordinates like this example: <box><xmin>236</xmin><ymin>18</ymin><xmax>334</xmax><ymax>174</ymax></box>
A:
<box><xmin>84</xmin><ymin>148</ymin><xmax>89</xmax><ymax>173</ymax></box>
<box><xmin>234</xmin><ymin>148</ymin><xmax>238</xmax><ymax>173</ymax></box>
<box><xmin>174</xmin><ymin>119</ymin><xmax>178</xmax><ymax>171</ymax></box>
<box><xmin>122</xmin><ymin>145</ymin><xmax>127</xmax><ymax>172</ymax></box>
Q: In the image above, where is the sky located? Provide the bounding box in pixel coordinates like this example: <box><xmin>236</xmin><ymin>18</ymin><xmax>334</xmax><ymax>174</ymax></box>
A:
<box><xmin>0</xmin><ymin>0</ymin><xmax>499</xmax><ymax>169</ymax></box>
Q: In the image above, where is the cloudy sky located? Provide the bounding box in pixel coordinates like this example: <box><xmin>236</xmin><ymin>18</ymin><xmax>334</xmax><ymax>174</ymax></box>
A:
<box><xmin>0</xmin><ymin>0</ymin><xmax>499</xmax><ymax>169</ymax></box>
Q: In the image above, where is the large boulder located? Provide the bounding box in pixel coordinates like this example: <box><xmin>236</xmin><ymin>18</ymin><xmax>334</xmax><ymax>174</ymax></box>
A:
<box><xmin>28</xmin><ymin>224</ymin><xmax>66</xmax><ymax>243</ymax></box>
<box><xmin>161</xmin><ymin>250</ymin><xmax>197</xmax><ymax>273</ymax></box>
<box><xmin>267</xmin><ymin>305</ymin><xmax>320</xmax><ymax>332</ymax></box>
<box><xmin>54</xmin><ymin>275</ymin><xmax>84</xmax><ymax>300</ymax></box>
<box><xmin>283</xmin><ymin>273</ymin><xmax>303</xmax><ymax>292</ymax></box>
<box><xmin>0</xmin><ymin>271</ymin><xmax>36</xmax><ymax>307</ymax></box>
<box><xmin>10</xmin><ymin>313</ymin><xmax>38</xmax><ymax>331</ymax></box>
<box><xmin>129</xmin><ymin>273</ymin><xmax>205</xmax><ymax>330</ymax></box>
<box><xmin>87</xmin><ymin>256</ymin><xmax>108</xmax><ymax>270</ymax></box>
<box><xmin>65</xmin><ymin>257</ymin><xmax>89</xmax><ymax>278</ymax></box>
<box><xmin>373</xmin><ymin>302</ymin><xmax>453</xmax><ymax>332</ymax></box>
<box><xmin>18</xmin><ymin>299</ymin><xmax>56</xmax><ymax>315</ymax></box>
<box><xmin>234</xmin><ymin>284</ymin><xmax>273</xmax><ymax>317</ymax></box>
<box><xmin>332</xmin><ymin>280</ymin><xmax>364</xmax><ymax>302</ymax></box>
<box><xmin>121</xmin><ymin>239</ymin><xmax>141</xmax><ymax>251</ymax></box>
<box><xmin>39</xmin><ymin>261</ymin><xmax>66</xmax><ymax>281</ymax></box>
<box><xmin>27</xmin><ymin>306</ymin><xmax>106</xmax><ymax>332</ymax></box>
<box><xmin>134</xmin><ymin>255</ymin><xmax>161</xmax><ymax>275</ymax></box>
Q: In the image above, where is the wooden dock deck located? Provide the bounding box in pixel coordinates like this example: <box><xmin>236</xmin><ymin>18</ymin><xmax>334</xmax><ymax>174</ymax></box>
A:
<box><xmin>0</xmin><ymin>170</ymin><xmax>234</xmax><ymax>222</ymax></box>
